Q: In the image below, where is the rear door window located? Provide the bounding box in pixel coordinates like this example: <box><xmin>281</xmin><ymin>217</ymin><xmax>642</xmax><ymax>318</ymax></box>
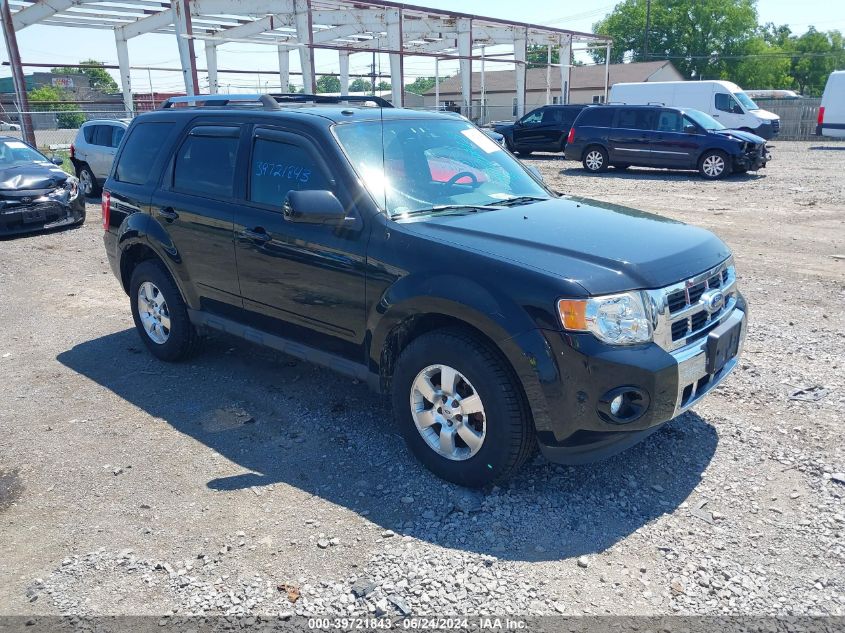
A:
<box><xmin>172</xmin><ymin>126</ymin><xmax>240</xmax><ymax>199</ymax></box>
<box><xmin>617</xmin><ymin>108</ymin><xmax>658</xmax><ymax>130</ymax></box>
<box><xmin>114</xmin><ymin>122</ymin><xmax>175</xmax><ymax>185</ymax></box>
<box><xmin>82</xmin><ymin>125</ymin><xmax>96</xmax><ymax>143</ymax></box>
<box><xmin>249</xmin><ymin>134</ymin><xmax>330</xmax><ymax>208</ymax></box>
<box><xmin>92</xmin><ymin>125</ymin><xmax>112</xmax><ymax>146</ymax></box>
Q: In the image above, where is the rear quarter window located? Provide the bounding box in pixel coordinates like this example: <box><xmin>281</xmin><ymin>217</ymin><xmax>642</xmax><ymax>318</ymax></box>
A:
<box><xmin>575</xmin><ymin>107</ymin><xmax>614</xmax><ymax>127</ymax></box>
<box><xmin>114</xmin><ymin>122</ymin><xmax>174</xmax><ymax>185</ymax></box>
<box><xmin>82</xmin><ymin>125</ymin><xmax>95</xmax><ymax>143</ymax></box>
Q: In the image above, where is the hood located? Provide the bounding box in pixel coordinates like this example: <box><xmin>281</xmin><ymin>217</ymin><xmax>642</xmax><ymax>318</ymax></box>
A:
<box><xmin>0</xmin><ymin>162</ymin><xmax>68</xmax><ymax>192</ymax></box>
<box><xmin>712</xmin><ymin>129</ymin><xmax>766</xmax><ymax>144</ymax></box>
<box><xmin>493</xmin><ymin>122</ymin><xmax>515</xmax><ymax>134</ymax></box>
<box><xmin>400</xmin><ymin>197</ymin><xmax>731</xmax><ymax>295</ymax></box>
<box><xmin>747</xmin><ymin>108</ymin><xmax>779</xmax><ymax>121</ymax></box>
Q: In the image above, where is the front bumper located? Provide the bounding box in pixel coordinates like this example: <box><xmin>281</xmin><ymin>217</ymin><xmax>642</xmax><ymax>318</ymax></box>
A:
<box><xmin>0</xmin><ymin>196</ymin><xmax>85</xmax><ymax>236</ymax></box>
<box><xmin>734</xmin><ymin>148</ymin><xmax>768</xmax><ymax>171</ymax></box>
<box><xmin>523</xmin><ymin>305</ymin><xmax>747</xmax><ymax>465</ymax></box>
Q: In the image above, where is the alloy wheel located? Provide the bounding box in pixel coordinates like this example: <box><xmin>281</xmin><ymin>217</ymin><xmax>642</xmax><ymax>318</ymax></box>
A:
<box><xmin>702</xmin><ymin>154</ymin><xmax>725</xmax><ymax>178</ymax></box>
<box><xmin>585</xmin><ymin>150</ymin><xmax>604</xmax><ymax>171</ymax></box>
<box><xmin>409</xmin><ymin>364</ymin><xmax>486</xmax><ymax>461</ymax></box>
<box><xmin>137</xmin><ymin>281</ymin><xmax>171</xmax><ymax>344</ymax></box>
<box><xmin>79</xmin><ymin>169</ymin><xmax>93</xmax><ymax>196</ymax></box>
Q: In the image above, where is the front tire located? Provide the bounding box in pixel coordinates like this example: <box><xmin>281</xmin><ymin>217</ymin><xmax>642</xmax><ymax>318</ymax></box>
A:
<box><xmin>582</xmin><ymin>146</ymin><xmax>609</xmax><ymax>172</ymax></box>
<box><xmin>391</xmin><ymin>328</ymin><xmax>535</xmax><ymax>488</ymax></box>
<box><xmin>129</xmin><ymin>260</ymin><xmax>200</xmax><ymax>362</ymax></box>
<box><xmin>699</xmin><ymin>150</ymin><xmax>731</xmax><ymax>180</ymax></box>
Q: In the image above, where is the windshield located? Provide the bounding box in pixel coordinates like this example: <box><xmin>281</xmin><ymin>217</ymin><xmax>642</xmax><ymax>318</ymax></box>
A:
<box><xmin>0</xmin><ymin>139</ymin><xmax>50</xmax><ymax>166</ymax></box>
<box><xmin>684</xmin><ymin>109</ymin><xmax>726</xmax><ymax>131</ymax></box>
<box><xmin>333</xmin><ymin>118</ymin><xmax>550</xmax><ymax>218</ymax></box>
<box><xmin>734</xmin><ymin>91</ymin><xmax>759</xmax><ymax>111</ymax></box>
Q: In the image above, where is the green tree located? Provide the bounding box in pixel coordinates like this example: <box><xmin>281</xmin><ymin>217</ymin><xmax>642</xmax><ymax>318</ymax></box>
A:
<box><xmin>790</xmin><ymin>28</ymin><xmax>844</xmax><ymax>95</ymax></box>
<box><xmin>527</xmin><ymin>45</ymin><xmax>560</xmax><ymax>69</ymax></box>
<box><xmin>348</xmin><ymin>77</ymin><xmax>373</xmax><ymax>92</ymax></box>
<box><xmin>51</xmin><ymin>59</ymin><xmax>118</xmax><ymax>93</ymax></box>
<box><xmin>592</xmin><ymin>0</ymin><xmax>758</xmax><ymax>79</ymax></box>
<box><xmin>28</xmin><ymin>85</ymin><xmax>85</xmax><ymax>129</ymax></box>
<box><xmin>376</xmin><ymin>81</ymin><xmax>392</xmax><ymax>92</ymax></box>
<box><xmin>730</xmin><ymin>35</ymin><xmax>793</xmax><ymax>89</ymax></box>
<box><xmin>315</xmin><ymin>75</ymin><xmax>341</xmax><ymax>93</ymax></box>
<box><xmin>404</xmin><ymin>76</ymin><xmax>449</xmax><ymax>95</ymax></box>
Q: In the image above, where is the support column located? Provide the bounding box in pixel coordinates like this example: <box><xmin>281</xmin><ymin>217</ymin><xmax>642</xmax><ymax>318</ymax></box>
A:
<box><xmin>514</xmin><ymin>28</ymin><xmax>527</xmax><ymax>118</ymax></box>
<box><xmin>278</xmin><ymin>46</ymin><xmax>290</xmax><ymax>92</ymax></box>
<box><xmin>339</xmin><ymin>51</ymin><xmax>350</xmax><ymax>96</ymax></box>
<box><xmin>434</xmin><ymin>57</ymin><xmax>440</xmax><ymax>109</ymax></box>
<box><xmin>173</xmin><ymin>0</ymin><xmax>199</xmax><ymax>95</ymax></box>
<box><xmin>205</xmin><ymin>42</ymin><xmax>218</xmax><ymax>94</ymax></box>
<box><xmin>294</xmin><ymin>0</ymin><xmax>314</xmax><ymax>94</ymax></box>
<box><xmin>559</xmin><ymin>34</ymin><xmax>572</xmax><ymax>105</ymax></box>
<box><xmin>114</xmin><ymin>32</ymin><xmax>134</xmax><ymax>112</ymax></box>
<box><xmin>604</xmin><ymin>42</ymin><xmax>611</xmax><ymax>102</ymax></box>
<box><xmin>457</xmin><ymin>17</ymin><xmax>472</xmax><ymax>118</ymax></box>
<box><xmin>545</xmin><ymin>44</ymin><xmax>552</xmax><ymax>105</ymax></box>
<box><xmin>1</xmin><ymin>0</ymin><xmax>34</xmax><ymax>145</ymax></box>
<box><xmin>386</xmin><ymin>9</ymin><xmax>403</xmax><ymax>106</ymax></box>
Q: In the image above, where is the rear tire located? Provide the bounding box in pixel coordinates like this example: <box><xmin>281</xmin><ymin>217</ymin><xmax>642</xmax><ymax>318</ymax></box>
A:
<box><xmin>391</xmin><ymin>328</ymin><xmax>535</xmax><ymax>488</ymax></box>
<box><xmin>582</xmin><ymin>146</ymin><xmax>609</xmax><ymax>172</ymax></box>
<box><xmin>76</xmin><ymin>163</ymin><xmax>100</xmax><ymax>198</ymax></box>
<box><xmin>698</xmin><ymin>150</ymin><xmax>731</xmax><ymax>180</ymax></box>
<box><xmin>129</xmin><ymin>260</ymin><xmax>200</xmax><ymax>362</ymax></box>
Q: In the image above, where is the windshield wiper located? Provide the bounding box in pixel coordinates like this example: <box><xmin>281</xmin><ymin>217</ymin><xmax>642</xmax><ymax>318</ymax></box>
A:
<box><xmin>485</xmin><ymin>196</ymin><xmax>549</xmax><ymax>207</ymax></box>
<box><xmin>398</xmin><ymin>204</ymin><xmax>503</xmax><ymax>217</ymax></box>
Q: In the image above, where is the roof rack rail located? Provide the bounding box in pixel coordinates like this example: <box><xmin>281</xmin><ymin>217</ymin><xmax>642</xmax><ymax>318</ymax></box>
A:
<box><xmin>159</xmin><ymin>94</ymin><xmax>280</xmax><ymax>110</ymax></box>
<box><xmin>268</xmin><ymin>93</ymin><xmax>394</xmax><ymax>108</ymax></box>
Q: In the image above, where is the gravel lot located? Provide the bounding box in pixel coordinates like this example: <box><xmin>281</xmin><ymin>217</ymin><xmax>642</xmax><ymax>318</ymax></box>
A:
<box><xmin>1</xmin><ymin>141</ymin><xmax>843</xmax><ymax>619</ymax></box>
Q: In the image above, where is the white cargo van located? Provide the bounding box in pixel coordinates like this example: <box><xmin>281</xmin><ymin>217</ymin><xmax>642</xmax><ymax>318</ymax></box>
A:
<box><xmin>818</xmin><ymin>71</ymin><xmax>845</xmax><ymax>139</ymax></box>
<box><xmin>610</xmin><ymin>80</ymin><xmax>781</xmax><ymax>139</ymax></box>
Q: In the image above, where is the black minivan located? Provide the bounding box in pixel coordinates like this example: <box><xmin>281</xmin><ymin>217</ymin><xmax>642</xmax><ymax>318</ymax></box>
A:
<box><xmin>493</xmin><ymin>104</ymin><xmax>589</xmax><ymax>155</ymax></box>
<box><xmin>564</xmin><ymin>105</ymin><xmax>769</xmax><ymax>179</ymax></box>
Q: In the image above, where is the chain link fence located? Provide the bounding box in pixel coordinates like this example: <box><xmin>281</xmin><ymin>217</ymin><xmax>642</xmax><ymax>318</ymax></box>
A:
<box><xmin>2</xmin><ymin>109</ymin><xmax>134</xmax><ymax>151</ymax></box>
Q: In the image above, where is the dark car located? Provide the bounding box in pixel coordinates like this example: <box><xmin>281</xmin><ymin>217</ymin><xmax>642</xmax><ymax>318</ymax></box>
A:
<box><xmin>494</xmin><ymin>104</ymin><xmax>590</xmax><ymax>155</ymax></box>
<box><xmin>102</xmin><ymin>94</ymin><xmax>747</xmax><ymax>487</ymax></box>
<box><xmin>0</xmin><ymin>136</ymin><xmax>85</xmax><ymax>236</ymax></box>
<box><xmin>564</xmin><ymin>105</ymin><xmax>768</xmax><ymax>179</ymax></box>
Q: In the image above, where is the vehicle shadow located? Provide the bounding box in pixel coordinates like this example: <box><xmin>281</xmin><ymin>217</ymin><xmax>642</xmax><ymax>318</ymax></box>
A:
<box><xmin>57</xmin><ymin>328</ymin><xmax>719</xmax><ymax>562</ymax></box>
<box><xmin>808</xmin><ymin>145</ymin><xmax>845</xmax><ymax>151</ymax></box>
<box><xmin>559</xmin><ymin>166</ymin><xmax>766</xmax><ymax>182</ymax></box>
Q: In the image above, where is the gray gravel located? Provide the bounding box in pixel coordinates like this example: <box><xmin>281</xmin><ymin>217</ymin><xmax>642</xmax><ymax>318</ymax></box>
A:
<box><xmin>1</xmin><ymin>141</ymin><xmax>843</xmax><ymax>617</ymax></box>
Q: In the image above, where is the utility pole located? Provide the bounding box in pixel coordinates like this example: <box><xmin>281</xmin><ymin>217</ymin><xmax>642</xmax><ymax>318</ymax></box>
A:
<box><xmin>643</xmin><ymin>0</ymin><xmax>652</xmax><ymax>60</ymax></box>
<box><xmin>1</xmin><ymin>0</ymin><xmax>35</xmax><ymax>145</ymax></box>
<box><xmin>371</xmin><ymin>51</ymin><xmax>377</xmax><ymax>96</ymax></box>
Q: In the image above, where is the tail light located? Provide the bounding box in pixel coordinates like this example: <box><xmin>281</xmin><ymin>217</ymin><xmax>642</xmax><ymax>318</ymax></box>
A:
<box><xmin>69</xmin><ymin>143</ymin><xmax>75</xmax><ymax>159</ymax></box>
<box><xmin>818</xmin><ymin>106</ymin><xmax>825</xmax><ymax>125</ymax></box>
<box><xmin>101</xmin><ymin>191</ymin><xmax>111</xmax><ymax>230</ymax></box>
<box><xmin>567</xmin><ymin>127</ymin><xmax>576</xmax><ymax>144</ymax></box>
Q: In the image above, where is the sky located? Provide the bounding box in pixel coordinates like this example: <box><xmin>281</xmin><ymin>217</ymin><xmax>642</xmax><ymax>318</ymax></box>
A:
<box><xmin>1</xmin><ymin>0</ymin><xmax>843</xmax><ymax>94</ymax></box>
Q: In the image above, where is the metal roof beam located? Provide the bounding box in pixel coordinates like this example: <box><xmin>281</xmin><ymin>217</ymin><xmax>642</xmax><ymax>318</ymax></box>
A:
<box><xmin>115</xmin><ymin>6</ymin><xmax>173</xmax><ymax>38</ymax></box>
<box><xmin>12</xmin><ymin>0</ymin><xmax>79</xmax><ymax>30</ymax></box>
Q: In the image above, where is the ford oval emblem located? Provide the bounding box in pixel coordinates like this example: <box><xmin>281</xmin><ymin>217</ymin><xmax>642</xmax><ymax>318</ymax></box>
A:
<box><xmin>702</xmin><ymin>289</ymin><xmax>725</xmax><ymax>313</ymax></box>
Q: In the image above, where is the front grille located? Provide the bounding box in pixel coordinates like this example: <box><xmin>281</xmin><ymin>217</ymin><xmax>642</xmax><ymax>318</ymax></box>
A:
<box><xmin>648</xmin><ymin>259</ymin><xmax>737</xmax><ymax>351</ymax></box>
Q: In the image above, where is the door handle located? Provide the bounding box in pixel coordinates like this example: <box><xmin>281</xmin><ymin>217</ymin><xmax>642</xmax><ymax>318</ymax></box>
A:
<box><xmin>157</xmin><ymin>207</ymin><xmax>178</xmax><ymax>221</ymax></box>
<box><xmin>239</xmin><ymin>227</ymin><xmax>271</xmax><ymax>243</ymax></box>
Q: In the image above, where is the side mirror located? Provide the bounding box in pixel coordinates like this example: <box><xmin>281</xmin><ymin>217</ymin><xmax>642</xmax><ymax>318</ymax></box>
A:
<box><xmin>51</xmin><ymin>156</ymin><xmax>64</xmax><ymax>165</ymax></box>
<box><xmin>526</xmin><ymin>165</ymin><xmax>544</xmax><ymax>182</ymax></box>
<box><xmin>683</xmin><ymin>124</ymin><xmax>698</xmax><ymax>135</ymax></box>
<box><xmin>283</xmin><ymin>189</ymin><xmax>347</xmax><ymax>225</ymax></box>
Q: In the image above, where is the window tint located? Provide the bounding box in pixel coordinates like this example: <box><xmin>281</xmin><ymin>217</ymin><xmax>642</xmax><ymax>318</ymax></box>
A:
<box><xmin>114</xmin><ymin>122</ymin><xmax>174</xmax><ymax>185</ymax></box>
<box><xmin>82</xmin><ymin>125</ymin><xmax>95</xmax><ymax>143</ymax></box>
<box><xmin>92</xmin><ymin>125</ymin><xmax>112</xmax><ymax>146</ymax></box>
<box><xmin>617</xmin><ymin>108</ymin><xmax>658</xmax><ymax>130</ymax></box>
<box><xmin>656</xmin><ymin>111</ymin><xmax>683</xmax><ymax>132</ymax></box>
<box><xmin>111</xmin><ymin>126</ymin><xmax>125</xmax><ymax>148</ymax></box>
<box><xmin>576</xmin><ymin>107</ymin><xmax>614</xmax><ymax>127</ymax></box>
<box><xmin>250</xmin><ymin>137</ymin><xmax>328</xmax><ymax>207</ymax></box>
<box><xmin>521</xmin><ymin>110</ymin><xmax>543</xmax><ymax>125</ymax></box>
<box><xmin>173</xmin><ymin>131</ymin><xmax>239</xmax><ymax>198</ymax></box>
<box><xmin>715</xmin><ymin>93</ymin><xmax>742</xmax><ymax>113</ymax></box>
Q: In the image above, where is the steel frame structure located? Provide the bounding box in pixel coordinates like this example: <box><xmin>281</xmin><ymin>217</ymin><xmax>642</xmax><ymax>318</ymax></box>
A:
<box><xmin>1</xmin><ymin>0</ymin><xmax>612</xmax><ymax>143</ymax></box>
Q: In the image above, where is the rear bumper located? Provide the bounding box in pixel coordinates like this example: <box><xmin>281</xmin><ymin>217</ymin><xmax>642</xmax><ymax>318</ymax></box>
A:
<box><xmin>0</xmin><ymin>198</ymin><xmax>85</xmax><ymax>236</ymax></box>
<box><xmin>512</xmin><ymin>302</ymin><xmax>747</xmax><ymax>465</ymax></box>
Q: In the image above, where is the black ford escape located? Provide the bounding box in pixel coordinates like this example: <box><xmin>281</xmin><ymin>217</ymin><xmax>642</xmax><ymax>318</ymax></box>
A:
<box><xmin>103</xmin><ymin>94</ymin><xmax>747</xmax><ymax>487</ymax></box>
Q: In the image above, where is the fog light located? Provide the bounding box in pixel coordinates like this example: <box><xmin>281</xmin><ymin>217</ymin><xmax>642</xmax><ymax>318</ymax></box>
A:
<box><xmin>610</xmin><ymin>394</ymin><xmax>624</xmax><ymax>416</ymax></box>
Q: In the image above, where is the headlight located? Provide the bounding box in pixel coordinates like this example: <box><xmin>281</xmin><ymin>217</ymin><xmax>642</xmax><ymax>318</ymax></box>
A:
<box><xmin>63</xmin><ymin>176</ymin><xmax>80</xmax><ymax>201</ymax></box>
<box><xmin>558</xmin><ymin>292</ymin><xmax>652</xmax><ymax>345</ymax></box>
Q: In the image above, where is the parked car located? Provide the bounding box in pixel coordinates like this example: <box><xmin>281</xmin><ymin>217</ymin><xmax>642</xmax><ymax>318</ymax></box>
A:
<box><xmin>0</xmin><ymin>121</ymin><xmax>21</xmax><ymax>131</ymax></box>
<box><xmin>70</xmin><ymin>119</ymin><xmax>130</xmax><ymax>197</ymax></box>
<box><xmin>0</xmin><ymin>136</ymin><xmax>84</xmax><ymax>236</ymax></box>
<box><xmin>102</xmin><ymin>94</ymin><xmax>747</xmax><ymax>487</ymax></box>
<box><xmin>610</xmin><ymin>80</ymin><xmax>781</xmax><ymax>139</ymax></box>
<box><xmin>817</xmin><ymin>71</ymin><xmax>845</xmax><ymax>139</ymax></box>
<box><xmin>493</xmin><ymin>104</ymin><xmax>590</xmax><ymax>155</ymax></box>
<box><xmin>565</xmin><ymin>104</ymin><xmax>769</xmax><ymax>179</ymax></box>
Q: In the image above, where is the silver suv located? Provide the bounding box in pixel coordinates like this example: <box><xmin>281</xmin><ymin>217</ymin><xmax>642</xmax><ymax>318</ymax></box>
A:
<box><xmin>70</xmin><ymin>119</ymin><xmax>129</xmax><ymax>197</ymax></box>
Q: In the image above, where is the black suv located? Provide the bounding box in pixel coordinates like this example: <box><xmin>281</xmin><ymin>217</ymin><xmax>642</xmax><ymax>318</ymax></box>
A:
<box><xmin>493</xmin><ymin>104</ymin><xmax>589</xmax><ymax>155</ymax></box>
<box><xmin>103</xmin><ymin>94</ymin><xmax>747</xmax><ymax>487</ymax></box>
<box><xmin>565</xmin><ymin>105</ymin><xmax>769</xmax><ymax>179</ymax></box>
